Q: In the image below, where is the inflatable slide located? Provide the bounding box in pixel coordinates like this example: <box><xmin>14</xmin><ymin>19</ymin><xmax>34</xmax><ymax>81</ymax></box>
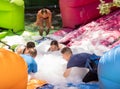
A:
<box><xmin>59</xmin><ymin>0</ymin><xmax>113</xmax><ymax>29</ymax></box>
<box><xmin>0</xmin><ymin>0</ymin><xmax>24</xmax><ymax>39</ymax></box>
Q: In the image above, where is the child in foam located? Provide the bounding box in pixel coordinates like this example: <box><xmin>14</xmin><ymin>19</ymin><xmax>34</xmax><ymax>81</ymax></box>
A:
<box><xmin>48</xmin><ymin>40</ymin><xmax>65</xmax><ymax>52</ymax></box>
<box><xmin>98</xmin><ymin>45</ymin><xmax>120</xmax><ymax>89</ymax></box>
<box><xmin>21</xmin><ymin>48</ymin><xmax>38</xmax><ymax>74</ymax></box>
<box><xmin>0</xmin><ymin>48</ymin><xmax>27</xmax><ymax>89</ymax></box>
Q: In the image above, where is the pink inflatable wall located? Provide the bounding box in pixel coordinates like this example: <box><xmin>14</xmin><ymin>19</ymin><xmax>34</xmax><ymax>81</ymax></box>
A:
<box><xmin>59</xmin><ymin>0</ymin><xmax>112</xmax><ymax>29</ymax></box>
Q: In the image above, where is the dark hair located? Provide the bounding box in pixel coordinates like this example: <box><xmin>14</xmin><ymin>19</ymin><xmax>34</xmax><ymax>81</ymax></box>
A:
<box><xmin>61</xmin><ymin>47</ymin><xmax>72</xmax><ymax>54</ymax></box>
<box><xmin>26</xmin><ymin>42</ymin><xmax>35</xmax><ymax>48</ymax></box>
<box><xmin>41</xmin><ymin>8</ymin><xmax>48</xmax><ymax>14</ymax></box>
<box><xmin>50</xmin><ymin>40</ymin><xmax>59</xmax><ymax>47</ymax></box>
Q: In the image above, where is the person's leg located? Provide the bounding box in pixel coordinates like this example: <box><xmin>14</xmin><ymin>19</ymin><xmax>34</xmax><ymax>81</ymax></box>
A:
<box><xmin>82</xmin><ymin>71</ymin><xmax>98</xmax><ymax>83</ymax></box>
<box><xmin>39</xmin><ymin>27</ymin><xmax>44</xmax><ymax>36</ymax></box>
<box><xmin>45</xmin><ymin>19</ymin><xmax>50</xmax><ymax>35</ymax></box>
<box><xmin>46</xmin><ymin>28</ymin><xmax>50</xmax><ymax>35</ymax></box>
<box><xmin>39</xmin><ymin>19</ymin><xmax>44</xmax><ymax>36</ymax></box>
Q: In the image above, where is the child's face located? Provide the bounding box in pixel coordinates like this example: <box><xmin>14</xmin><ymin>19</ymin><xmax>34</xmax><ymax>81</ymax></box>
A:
<box><xmin>62</xmin><ymin>53</ymin><xmax>71</xmax><ymax>61</ymax></box>
<box><xmin>50</xmin><ymin>45</ymin><xmax>59</xmax><ymax>51</ymax></box>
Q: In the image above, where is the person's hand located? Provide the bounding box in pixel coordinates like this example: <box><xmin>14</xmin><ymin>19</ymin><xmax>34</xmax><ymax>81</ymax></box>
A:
<box><xmin>51</xmin><ymin>26</ymin><xmax>54</xmax><ymax>30</ymax></box>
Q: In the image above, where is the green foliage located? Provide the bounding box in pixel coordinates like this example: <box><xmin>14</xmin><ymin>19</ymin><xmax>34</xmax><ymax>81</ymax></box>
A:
<box><xmin>10</xmin><ymin>44</ymin><xmax>19</xmax><ymax>51</ymax></box>
<box><xmin>24</xmin><ymin>0</ymin><xmax>58</xmax><ymax>8</ymax></box>
<box><xmin>98</xmin><ymin>0</ymin><xmax>120</xmax><ymax>15</ymax></box>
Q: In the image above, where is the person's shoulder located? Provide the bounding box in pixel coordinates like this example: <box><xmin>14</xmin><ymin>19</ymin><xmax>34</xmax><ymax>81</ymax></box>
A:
<box><xmin>21</xmin><ymin>54</ymin><xmax>36</xmax><ymax>64</ymax></box>
<box><xmin>21</xmin><ymin>54</ymin><xmax>33</xmax><ymax>60</ymax></box>
<box><xmin>46</xmin><ymin>9</ymin><xmax>51</xmax><ymax>12</ymax></box>
<box><xmin>70</xmin><ymin>54</ymin><xmax>78</xmax><ymax>59</ymax></box>
<box><xmin>46</xmin><ymin>9</ymin><xmax>52</xmax><ymax>15</ymax></box>
<box><xmin>72</xmin><ymin>53</ymin><xmax>91</xmax><ymax>58</ymax></box>
<box><xmin>78</xmin><ymin>53</ymin><xmax>92</xmax><ymax>56</ymax></box>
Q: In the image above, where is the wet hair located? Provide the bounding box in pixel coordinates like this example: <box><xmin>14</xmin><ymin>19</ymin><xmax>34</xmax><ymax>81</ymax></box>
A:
<box><xmin>29</xmin><ymin>48</ymin><xmax>37</xmax><ymax>58</ymax></box>
<box><xmin>26</xmin><ymin>41</ymin><xmax>35</xmax><ymax>48</ymax></box>
<box><xmin>50</xmin><ymin>40</ymin><xmax>59</xmax><ymax>47</ymax></box>
<box><xmin>41</xmin><ymin>8</ymin><xmax>48</xmax><ymax>14</ymax></box>
<box><xmin>61</xmin><ymin>47</ymin><xmax>72</xmax><ymax>54</ymax></box>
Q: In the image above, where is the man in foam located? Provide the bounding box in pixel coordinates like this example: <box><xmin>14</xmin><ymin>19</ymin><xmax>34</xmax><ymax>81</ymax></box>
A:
<box><xmin>35</xmin><ymin>8</ymin><xmax>53</xmax><ymax>36</ymax></box>
<box><xmin>61</xmin><ymin>47</ymin><xmax>100</xmax><ymax>83</ymax></box>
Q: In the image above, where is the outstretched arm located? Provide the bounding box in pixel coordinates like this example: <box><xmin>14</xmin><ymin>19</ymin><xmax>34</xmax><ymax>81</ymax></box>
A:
<box><xmin>63</xmin><ymin>68</ymin><xmax>71</xmax><ymax>77</ymax></box>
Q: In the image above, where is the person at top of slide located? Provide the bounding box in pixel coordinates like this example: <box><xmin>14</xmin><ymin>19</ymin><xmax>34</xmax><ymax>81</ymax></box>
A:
<box><xmin>35</xmin><ymin>8</ymin><xmax>53</xmax><ymax>36</ymax></box>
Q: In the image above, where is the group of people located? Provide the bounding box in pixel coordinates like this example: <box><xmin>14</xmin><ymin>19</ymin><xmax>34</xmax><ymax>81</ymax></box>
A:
<box><xmin>15</xmin><ymin>41</ymin><xmax>38</xmax><ymax>74</ymax></box>
<box><xmin>47</xmin><ymin>40</ymin><xmax>100</xmax><ymax>83</ymax></box>
<box><xmin>16</xmin><ymin>39</ymin><xmax>100</xmax><ymax>83</ymax></box>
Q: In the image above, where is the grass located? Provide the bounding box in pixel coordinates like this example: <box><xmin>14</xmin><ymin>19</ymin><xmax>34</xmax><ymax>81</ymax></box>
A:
<box><xmin>0</xmin><ymin>8</ymin><xmax>62</xmax><ymax>49</ymax></box>
<box><xmin>25</xmin><ymin>9</ymin><xmax>62</xmax><ymax>36</ymax></box>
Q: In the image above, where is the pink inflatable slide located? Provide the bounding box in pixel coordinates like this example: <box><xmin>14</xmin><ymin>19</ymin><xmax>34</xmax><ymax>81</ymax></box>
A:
<box><xmin>59</xmin><ymin>0</ymin><xmax>112</xmax><ymax>29</ymax></box>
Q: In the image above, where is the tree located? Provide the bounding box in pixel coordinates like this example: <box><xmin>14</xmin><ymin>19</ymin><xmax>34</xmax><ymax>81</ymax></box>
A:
<box><xmin>98</xmin><ymin>0</ymin><xmax>120</xmax><ymax>15</ymax></box>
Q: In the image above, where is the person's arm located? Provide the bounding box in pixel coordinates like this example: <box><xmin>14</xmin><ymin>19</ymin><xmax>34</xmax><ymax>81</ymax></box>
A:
<box><xmin>63</xmin><ymin>68</ymin><xmax>71</xmax><ymax>77</ymax></box>
<box><xmin>32</xmin><ymin>59</ymin><xmax>37</xmax><ymax>73</ymax></box>
<box><xmin>46</xmin><ymin>10</ymin><xmax>52</xmax><ymax>29</ymax></box>
<box><xmin>35</xmin><ymin>11</ymin><xmax>41</xmax><ymax>26</ymax></box>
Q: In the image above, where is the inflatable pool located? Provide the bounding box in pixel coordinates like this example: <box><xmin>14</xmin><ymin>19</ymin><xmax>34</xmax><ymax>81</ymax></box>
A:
<box><xmin>98</xmin><ymin>45</ymin><xmax>120</xmax><ymax>89</ymax></box>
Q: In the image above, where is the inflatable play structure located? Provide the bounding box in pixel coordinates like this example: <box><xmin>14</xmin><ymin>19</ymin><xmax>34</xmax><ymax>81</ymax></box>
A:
<box><xmin>0</xmin><ymin>48</ymin><xmax>27</xmax><ymax>89</ymax></box>
<box><xmin>59</xmin><ymin>0</ymin><xmax>112</xmax><ymax>29</ymax></box>
<box><xmin>98</xmin><ymin>45</ymin><xmax>120</xmax><ymax>89</ymax></box>
<box><xmin>0</xmin><ymin>0</ymin><xmax>24</xmax><ymax>38</ymax></box>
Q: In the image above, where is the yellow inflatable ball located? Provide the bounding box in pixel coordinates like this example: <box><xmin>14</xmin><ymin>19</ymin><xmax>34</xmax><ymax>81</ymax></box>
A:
<box><xmin>0</xmin><ymin>48</ymin><xmax>28</xmax><ymax>89</ymax></box>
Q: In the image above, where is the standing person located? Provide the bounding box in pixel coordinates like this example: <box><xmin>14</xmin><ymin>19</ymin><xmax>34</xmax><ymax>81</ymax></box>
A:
<box><xmin>61</xmin><ymin>47</ymin><xmax>100</xmax><ymax>83</ymax></box>
<box><xmin>35</xmin><ymin>8</ymin><xmax>53</xmax><ymax>36</ymax></box>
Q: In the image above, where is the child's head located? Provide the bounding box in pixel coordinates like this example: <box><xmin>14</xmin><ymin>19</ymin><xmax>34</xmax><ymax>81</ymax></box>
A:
<box><xmin>26</xmin><ymin>41</ymin><xmax>35</xmax><ymax>49</ymax></box>
<box><xmin>49</xmin><ymin>40</ymin><xmax>59</xmax><ymax>51</ymax></box>
<box><xmin>29</xmin><ymin>48</ymin><xmax>37</xmax><ymax>58</ymax></box>
<box><xmin>61</xmin><ymin>47</ymin><xmax>72</xmax><ymax>61</ymax></box>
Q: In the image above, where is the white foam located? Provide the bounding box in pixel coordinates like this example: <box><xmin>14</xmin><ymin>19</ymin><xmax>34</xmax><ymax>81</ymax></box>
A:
<box><xmin>33</xmin><ymin>51</ymin><xmax>67</xmax><ymax>85</ymax></box>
